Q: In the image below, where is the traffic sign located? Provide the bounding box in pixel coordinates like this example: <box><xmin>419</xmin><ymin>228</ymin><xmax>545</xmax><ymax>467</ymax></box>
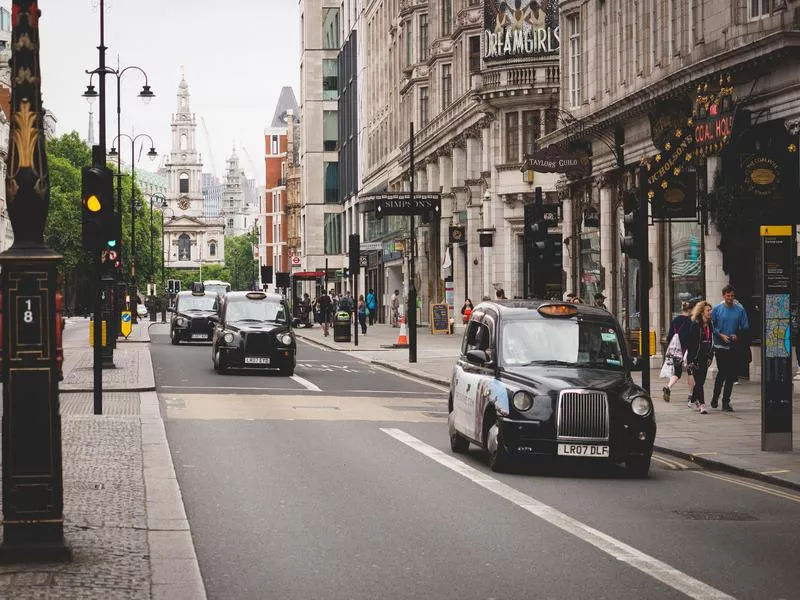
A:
<box><xmin>359</xmin><ymin>255</ymin><xmax>368</xmax><ymax>267</ymax></box>
<box><xmin>120</xmin><ymin>311</ymin><xmax>132</xmax><ymax>338</ymax></box>
<box><xmin>360</xmin><ymin>241</ymin><xmax>382</xmax><ymax>251</ymax></box>
<box><xmin>291</xmin><ymin>256</ymin><xmax>301</xmax><ymax>265</ymax></box>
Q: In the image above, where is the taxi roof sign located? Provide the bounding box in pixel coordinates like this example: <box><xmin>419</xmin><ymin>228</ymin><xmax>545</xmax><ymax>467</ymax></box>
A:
<box><xmin>538</xmin><ymin>304</ymin><xmax>579</xmax><ymax>318</ymax></box>
<box><xmin>246</xmin><ymin>291</ymin><xmax>267</xmax><ymax>300</ymax></box>
<box><xmin>191</xmin><ymin>282</ymin><xmax>205</xmax><ymax>295</ymax></box>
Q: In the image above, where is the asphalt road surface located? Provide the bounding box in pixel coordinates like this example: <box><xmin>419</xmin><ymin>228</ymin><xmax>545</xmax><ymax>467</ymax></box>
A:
<box><xmin>151</xmin><ymin>330</ymin><xmax>800</xmax><ymax>600</ymax></box>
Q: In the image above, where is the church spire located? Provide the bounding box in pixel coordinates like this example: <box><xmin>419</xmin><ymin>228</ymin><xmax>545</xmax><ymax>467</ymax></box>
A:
<box><xmin>177</xmin><ymin>71</ymin><xmax>191</xmax><ymax>114</ymax></box>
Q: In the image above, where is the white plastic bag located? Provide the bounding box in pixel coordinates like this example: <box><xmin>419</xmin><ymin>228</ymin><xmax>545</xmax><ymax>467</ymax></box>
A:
<box><xmin>666</xmin><ymin>333</ymin><xmax>683</xmax><ymax>360</ymax></box>
<box><xmin>660</xmin><ymin>357</ymin><xmax>674</xmax><ymax>379</ymax></box>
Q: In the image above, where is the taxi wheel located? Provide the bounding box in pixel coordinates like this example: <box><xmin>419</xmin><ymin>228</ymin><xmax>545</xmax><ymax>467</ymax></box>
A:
<box><xmin>215</xmin><ymin>349</ymin><xmax>228</xmax><ymax>374</ymax></box>
<box><xmin>485</xmin><ymin>420</ymin><xmax>510</xmax><ymax>472</ymax></box>
<box><xmin>626</xmin><ymin>455</ymin><xmax>651</xmax><ymax>478</ymax></box>
<box><xmin>170</xmin><ymin>329</ymin><xmax>180</xmax><ymax>345</ymax></box>
<box><xmin>450</xmin><ymin>430</ymin><xmax>469</xmax><ymax>453</ymax></box>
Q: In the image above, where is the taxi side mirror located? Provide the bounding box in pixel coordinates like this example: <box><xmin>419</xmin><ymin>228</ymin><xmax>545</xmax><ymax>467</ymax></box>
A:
<box><xmin>628</xmin><ymin>357</ymin><xmax>643</xmax><ymax>371</ymax></box>
<box><xmin>466</xmin><ymin>349</ymin><xmax>490</xmax><ymax>365</ymax></box>
<box><xmin>207</xmin><ymin>315</ymin><xmax>219</xmax><ymax>324</ymax></box>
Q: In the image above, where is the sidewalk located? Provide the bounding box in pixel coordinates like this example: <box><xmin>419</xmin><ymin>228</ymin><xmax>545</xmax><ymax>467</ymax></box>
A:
<box><xmin>295</xmin><ymin>321</ymin><xmax>800</xmax><ymax>491</ymax></box>
<box><xmin>0</xmin><ymin>318</ymin><xmax>206</xmax><ymax>600</ymax></box>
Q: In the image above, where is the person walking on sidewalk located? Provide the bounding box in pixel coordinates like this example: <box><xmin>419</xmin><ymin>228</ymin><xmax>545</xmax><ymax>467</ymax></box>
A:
<box><xmin>390</xmin><ymin>290</ymin><xmax>400</xmax><ymax>327</ymax></box>
<box><xmin>662</xmin><ymin>301</ymin><xmax>694</xmax><ymax>404</ymax></box>
<box><xmin>685</xmin><ymin>300</ymin><xmax>715</xmax><ymax>414</ymax></box>
<box><xmin>316</xmin><ymin>291</ymin><xmax>333</xmax><ymax>337</ymax></box>
<box><xmin>711</xmin><ymin>285</ymin><xmax>750</xmax><ymax>412</ymax></box>
<box><xmin>366</xmin><ymin>289</ymin><xmax>377</xmax><ymax>325</ymax></box>
<box><xmin>357</xmin><ymin>294</ymin><xmax>368</xmax><ymax>335</ymax></box>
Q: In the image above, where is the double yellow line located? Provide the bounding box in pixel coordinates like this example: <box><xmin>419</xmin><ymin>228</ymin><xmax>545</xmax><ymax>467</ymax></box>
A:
<box><xmin>693</xmin><ymin>471</ymin><xmax>800</xmax><ymax>504</ymax></box>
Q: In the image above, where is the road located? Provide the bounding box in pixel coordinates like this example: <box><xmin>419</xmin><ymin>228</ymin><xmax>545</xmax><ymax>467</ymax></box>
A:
<box><xmin>151</xmin><ymin>329</ymin><xmax>800</xmax><ymax>600</ymax></box>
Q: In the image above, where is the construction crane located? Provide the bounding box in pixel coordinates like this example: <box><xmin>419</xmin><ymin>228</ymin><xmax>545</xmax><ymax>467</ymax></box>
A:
<box><xmin>200</xmin><ymin>116</ymin><xmax>219</xmax><ymax>179</ymax></box>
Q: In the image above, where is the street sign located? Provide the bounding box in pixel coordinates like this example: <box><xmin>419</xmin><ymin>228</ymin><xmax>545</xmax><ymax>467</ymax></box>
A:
<box><xmin>370</xmin><ymin>193</ymin><xmax>441</xmax><ymax>219</ymax></box>
<box><xmin>291</xmin><ymin>256</ymin><xmax>301</xmax><ymax>266</ymax></box>
<box><xmin>359</xmin><ymin>255</ymin><xmax>368</xmax><ymax>267</ymax></box>
<box><xmin>360</xmin><ymin>241</ymin><xmax>383</xmax><ymax>251</ymax></box>
<box><xmin>120</xmin><ymin>311</ymin><xmax>132</xmax><ymax>338</ymax></box>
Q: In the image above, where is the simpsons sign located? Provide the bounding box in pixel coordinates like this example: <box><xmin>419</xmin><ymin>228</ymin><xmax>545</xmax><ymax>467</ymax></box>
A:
<box><xmin>484</xmin><ymin>0</ymin><xmax>560</xmax><ymax>62</ymax></box>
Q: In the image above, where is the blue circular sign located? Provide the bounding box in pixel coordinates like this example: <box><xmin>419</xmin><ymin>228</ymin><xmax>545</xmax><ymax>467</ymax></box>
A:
<box><xmin>122</xmin><ymin>313</ymin><xmax>132</xmax><ymax>323</ymax></box>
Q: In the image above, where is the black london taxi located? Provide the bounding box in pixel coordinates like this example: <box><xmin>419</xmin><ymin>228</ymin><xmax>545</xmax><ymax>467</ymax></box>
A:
<box><xmin>449</xmin><ymin>300</ymin><xmax>656</xmax><ymax>476</ymax></box>
<box><xmin>169</xmin><ymin>283</ymin><xmax>219</xmax><ymax>345</ymax></box>
<box><xmin>209</xmin><ymin>291</ymin><xmax>296</xmax><ymax>376</ymax></box>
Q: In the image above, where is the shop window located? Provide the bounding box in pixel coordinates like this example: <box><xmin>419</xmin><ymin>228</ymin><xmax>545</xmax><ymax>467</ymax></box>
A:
<box><xmin>669</xmin><ymin>222</ymin><xmax>704</xmax><ymax>317</ymax></box>
<box><xmin>579</xmin><ymin>231</ymin><xmax>601</xmax><ymax>303</ymax></box>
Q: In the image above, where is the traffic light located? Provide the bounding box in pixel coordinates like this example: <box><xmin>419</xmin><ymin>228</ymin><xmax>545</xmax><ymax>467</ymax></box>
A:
<box><xmin>174</xmin><ymin>280</ymin><xmax>181</xmax><ymax>293</ymax></box>
<box><xmin>261</xmin><ymin>265</ymin><xmax>273</xmax><ymax>285</ymax></box>
<box><xmin>620</xmin><ymin>190</ymin><xmax>644</xmax><ymax>260</ymax></box>
<box><xmin>342</xmin><ymin>267</ymin><xmax>350</xmax><ymax>279</ymax></box>
<box><xmin>167</xmin><ymin>279</ymin><xmax>174</xmax><ymax>294</ymax></box>
<box><xmin>81</xmin><ymin>166</ymin><xmax>114</xmax><ymax>251</ymax></box>
<box><xmin>348</xmin><ymin>234</ymin><xmax>360</xmax><ymax>274</ymax></box>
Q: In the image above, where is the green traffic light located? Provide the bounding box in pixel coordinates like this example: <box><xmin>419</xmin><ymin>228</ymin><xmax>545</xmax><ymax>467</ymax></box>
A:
<box><xmin>107</xmin><ymin>240</ymin><xmax>117</xmax><ymax>248</ymax></box>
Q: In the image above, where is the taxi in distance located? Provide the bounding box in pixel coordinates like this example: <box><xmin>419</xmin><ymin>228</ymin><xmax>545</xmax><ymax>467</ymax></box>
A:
<box><xmin>448</xmin><ymin>300</ymin><xmax>656</xmax><ymax>476</ymax></box>
<box><xmin>168</xmin><ymin>282</ymin><xmax>219</xmax><ymax>345</ymax></box>
<box><xmin>209</xmin><ymin>291</ymin><xmax>296</xmax><ymax>376</ymax></box>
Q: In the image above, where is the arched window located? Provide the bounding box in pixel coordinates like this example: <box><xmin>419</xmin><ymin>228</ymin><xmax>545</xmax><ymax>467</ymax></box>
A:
<box><xmin>178</xmin><ymin>234</ymin><xmax>191</xmax><ymax>261</ymax></box>
<box><xmin>209</xmin><ymin>241</ymin><xmax>217</xmax><ymax>257</ymax></box>
<box><xmin>227</xmin><ymin>218</ymin><xmax>234</xmax><ymax>229</ymax></box>
<box><xmin>180</xmin><ymin>133</ymin><xmax>187</xmax><ymax>150</ymax></box>
<box><xmin>179</xmin><ymin>173</ymin><xmax>190</xmax><ymax>194</ymax></box>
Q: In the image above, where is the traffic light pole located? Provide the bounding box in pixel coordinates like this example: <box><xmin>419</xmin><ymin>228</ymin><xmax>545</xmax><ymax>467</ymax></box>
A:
<box><xmin>639</xmin><ymin>166</ymin><xmax>650</xmax><ymax>393</ymax></box>
<box><xmin>408</xmin><ymin>122</ymin><xmax>417</xmax><ymax>364</ymax></box>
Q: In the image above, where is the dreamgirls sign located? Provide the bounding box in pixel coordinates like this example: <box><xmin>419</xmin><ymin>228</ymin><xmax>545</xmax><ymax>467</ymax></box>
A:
<box><xmin>484</xmin><ymin>0</ymin><xmax>560</xmax><ymax>62</ymax></box>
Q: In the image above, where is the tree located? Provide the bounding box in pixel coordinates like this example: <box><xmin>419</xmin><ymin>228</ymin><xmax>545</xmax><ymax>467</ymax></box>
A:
<box><xmin>225</xmin><ymin>233</ymin><xmax>257</xmax><ymax>291</ymax></box>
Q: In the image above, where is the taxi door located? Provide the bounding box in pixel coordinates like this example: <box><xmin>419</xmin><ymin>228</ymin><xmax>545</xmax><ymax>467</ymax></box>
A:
<box><xmin>453</xmin><ymin>317</ymin><xmax>492</xmax><ymax>442</ymax></box>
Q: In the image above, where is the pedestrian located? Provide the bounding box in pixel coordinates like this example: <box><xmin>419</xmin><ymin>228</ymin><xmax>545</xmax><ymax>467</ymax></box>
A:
<box><xmin>565</xmin><ymin>292</ymin><xmax>576</xmax><ymax>302</ymax></box>
<box><xmin>315</xmin><ymin>290</ymin><xmax>332</xmax><ymax>337</ymax></box>
<box><xmin>711</xmin><ymin>284</ymin><xmax>750</xmax><ymax>411</ymax></box>
<box><xmin>390</xmin><ymin>290</ymin><xmax>400</xmax><ymax>327</ymax></box>
<box><xmin>593</xmin><ymin>292</ymin><xmax>608</xmax><ymax>310</ymax></box>
<box><xmin>339</xmin><ymin>290</ymin><xmax>355</xmax><ymax>313</ymax></box>
<box><xmin>496</xmin><ymin>288</ymin><xmax>507</xmax><ymax>300</ymax></box>
<box><xmin>461</xmin><ymin>298</ymin><xmax>474</xmax><ymax>324</ymax></box>
<box><xmin>357</xmin><ymin>294</ymin><xmax>368</xmax><ymax>334</ymax></box>
<box><xmin>662</xmin><ymin>301</ymin><xmax>693</xmax><ymax>403</ymax></box>
<box><xmin>685</xmin><ymin>300</ymin><xmax>715</xmax><ymax>414</ymax></box>
<box><xmin>366</xmin><ymin>288</ymin><xmax>377</xmax><ymax>326</ymax></box>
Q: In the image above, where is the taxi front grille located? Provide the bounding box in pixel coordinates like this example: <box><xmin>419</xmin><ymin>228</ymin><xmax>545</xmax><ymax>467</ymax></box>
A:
<box><xmin>191</xmin><ymin>317</ymin><xmax>212</xmax><ymax>333</ymax></box>
<box><xmin>245</xmin><ymin>333</ymin><xmax>272</xmax><ymax>354</ymax></box>
<box><xmin>556</xmin><ymin>390</ymin><xmax>609</xmax><ymax>442</ymax></box>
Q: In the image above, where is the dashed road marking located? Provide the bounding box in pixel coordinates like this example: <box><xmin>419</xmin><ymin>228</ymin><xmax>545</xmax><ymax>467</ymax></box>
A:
<box><xmin>290</xmin><ymin>374</ymin><xmax>322</xmax><ymax>392</ymax></box>
<box><xmin>381</xmin><ymin>428</ymin><xmax>735</xmax><ymax>600</ymax></box>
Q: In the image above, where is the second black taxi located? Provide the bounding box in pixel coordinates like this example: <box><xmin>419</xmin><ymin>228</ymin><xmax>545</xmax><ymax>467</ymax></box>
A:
<box><xmin>209</xmin><ymin>291</ymin><xmax>296</xmax><ymax>376</ymax></box>
<box><xmin>169</xmin><ymin>283</ymin><xmax>219</xmax><ymax>344</ymax></box>
<box><xmin>449</xmin><ymin>300</ymin><xmax>656</xmax><ymax>476</ymax></box>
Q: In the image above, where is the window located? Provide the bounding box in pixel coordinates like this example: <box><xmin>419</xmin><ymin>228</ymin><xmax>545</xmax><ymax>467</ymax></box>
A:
<box><xmin>324</xmin><ymin>162</ymin><xmax>339</xmax><ymax>203</ymax></box>
<box><xmin>522</xmin><ymin>111</ymin><xmax>541</xmax><ymax>156</ymax></box>
<box><xmin>322</xmin><ymin>8</ymin><xmax>340</xmax><ymax>49</ymax></box>
<box><xmin>178</xmin><ymin>234</ymin><xmax>191</xmax><ymax>261</ymax></box>
<box><xmin>209</xmin><ymin>242</ymin><xmax>217</xmax><ymax>257</ymax></box>
<box><xmin>441</xmin><ymin>64</ymin><xmax>452</xmax><ymax>108</ymax></box>
<box><xmin>468</xmin><ymin>36</ymin><xmax>481</xmax><ymax>72</ymax></box>
<box><xmin>179</xmin><ymin>173</ymin><xmax>189</xmax><ymax>194</ymax></box>
<box><xmin>505</xmin><ymin>112</ymin><xmax>519</xmax><ymax>163</ymax></box>
<box><xmin>441</xmin><ymin>0</ymin><xmax>452</xmax><ymax>36</ymax></box>
<box><xmin>271</xmin><ymin>135</ymin><xmax>279</xmax><ymax>155</ymax></box>
<box><xmin>323</xmin><ymin>111</ymin><xmax>338</xmax><ymax>152</ymax></box>
<box><xmin>419</xmin><ymin>14</ymin><xmax>429</xmax><ymax>61</ymax></box>
<box><xmin>420</xmin><ymin>87</ymin><xmax>429</xmax><ymax>127</ymax></box>
<box><xmin>180</xmin><ymin>133</ymin><xmax>187</xmax><ymax>150</ymax></box>
<box><xmin>228</xmin><ymin>218</ymin><xmax>234</xmax><ymax>229</ymax></box>
<box><xmin>324</xmin><ymin>213</ymin><xmax>342</xmax><ymax>254</ymax></box>
<box><xmin>749</xmin><ymin>0</ymin><xmax>770</xmax><ymax>19</ymax></box>
<box><xmin>323</xmin><ymin>59</ymin><xmax>339</xmax><ymax>100</ymax></box>
<box><xmin>406</xmin><ymin>19</ymin><xmax>414</xmax><ymax>65</ymax></box>
<box><xmin>568</xmin><ymin>15</ymin><xmax>581</xmax><ymax>107</ymax></box>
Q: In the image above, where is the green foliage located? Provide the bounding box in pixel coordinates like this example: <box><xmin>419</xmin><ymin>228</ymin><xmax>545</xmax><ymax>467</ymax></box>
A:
<box><xmin>225</xmin><ymin>231</ymin><xmax>258</xmax><ymax>291</ymax></box>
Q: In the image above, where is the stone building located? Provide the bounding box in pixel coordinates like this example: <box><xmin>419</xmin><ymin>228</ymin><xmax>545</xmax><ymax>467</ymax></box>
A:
<box><xmin>542</xmin><ymin>0</ymin><xmax>800</xmax><ymax>372</ymax></box>
<box><xmin>163</xmin><ymin>75</ymin><xmax>225</xmax><ymax>271</ymax></box>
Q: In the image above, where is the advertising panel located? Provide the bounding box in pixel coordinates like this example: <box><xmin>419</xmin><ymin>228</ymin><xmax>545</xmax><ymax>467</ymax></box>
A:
<box><xmin>484</xmin><ymin>0</ymin><xmax>560</xmax><ymax>64</ymax></box>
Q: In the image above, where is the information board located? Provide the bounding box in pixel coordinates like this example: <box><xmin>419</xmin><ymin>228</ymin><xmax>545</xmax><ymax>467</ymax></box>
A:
<box><xmin>430</xmin><ymin>303</ymin><xmax>450</xmax><ymax>335</ymax></box>
<box><xmin>760</xmin><ymin>225</ymin><xmax>794</xmax><ymax>451</ymax></box>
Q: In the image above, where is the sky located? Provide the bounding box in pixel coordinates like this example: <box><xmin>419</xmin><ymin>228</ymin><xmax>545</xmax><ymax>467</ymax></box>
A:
<box><xmin>30</xmin><ymin>0</ymin><xmax>301</xmax><ymax>185</ymax></box>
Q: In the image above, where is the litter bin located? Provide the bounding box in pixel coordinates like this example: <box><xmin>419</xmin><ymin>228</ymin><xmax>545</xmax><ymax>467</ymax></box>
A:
<box><xmin>333</xmin><ymin>310</ymin><xmax>352</xmax><ymax>342</ymax></box>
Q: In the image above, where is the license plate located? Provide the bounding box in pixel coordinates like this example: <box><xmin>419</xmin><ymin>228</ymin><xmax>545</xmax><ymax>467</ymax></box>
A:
<box><xmin>557</xmin><ymin>443</ymin><xmax>610</xmax><ymax>457</ymax></box>
<box><xmin>191</xmin><ymin>334</ymin><xmax>208</xmax><ymax>339</ymax></box>
<box><xmin>245</xmin><ymin>357</ymin><xmax>270</xmax><ymax>365</ymax></box>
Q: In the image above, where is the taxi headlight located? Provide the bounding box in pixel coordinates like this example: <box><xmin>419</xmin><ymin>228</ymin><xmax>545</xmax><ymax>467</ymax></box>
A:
<box><xmin>512</xmin><ymin>391</ymin><xmax>533</xmax><ymax>412</ymax></box>
<box><xmin>175</xmin><ymin>317</ymin><xmax>187</xmax><ymax>328</ymax></box>
<box><xmin>222</xmin><ymin>332</ymin><xmax>235</xmax><ymax>344</ymax></box>
<box><xmin>631</xmin><ymin>396</ymin><xmax>652</xmax><ymax>417</ymax></box>
<box><xmin>278</xmin><ymin>333</ymin><xmax>293</xmax><ymax>346</ymax></box>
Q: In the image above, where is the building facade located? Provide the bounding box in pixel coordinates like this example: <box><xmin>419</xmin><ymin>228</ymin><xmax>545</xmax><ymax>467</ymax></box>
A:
<box><xmin>163</xmin><ymin>76</ymin><xmax>225</xmax><ymax>271</ymax></box>
<box><xmin>202</xmin><ymin>172</ymin><xmax>224</xmax><ymax>218</ymax></box>
<box><xmin>0</xmin><ymin>6</ymin><xmax>12</xmax><ymax>252</ymax></box>
<box><xmin>219</xmin><ymin>148</ymin><xmax>256</xmax><ymax>236</ymax></box>
<box><xmin>541</xmin><ymin>0</ymin><xmax>800</xmax><ymax>372</ymax></box>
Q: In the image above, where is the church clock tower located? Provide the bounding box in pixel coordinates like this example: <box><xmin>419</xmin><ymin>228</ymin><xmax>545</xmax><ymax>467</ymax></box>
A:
<box><xmin>165</xmin><ymin>75</ymin><xmax>203</xmax><ymax>216</ymax></box>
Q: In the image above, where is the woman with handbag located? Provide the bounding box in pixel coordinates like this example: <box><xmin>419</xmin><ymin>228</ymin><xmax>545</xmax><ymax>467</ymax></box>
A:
<box><xmin>662</xmin><ymin>301</ymin><xmax>693</xmax><ymax>402</ymax></box>
<box><xmin>684</xmin><ymin>300</ymin><xmax>715</xmax><ymax>414</ymax></box>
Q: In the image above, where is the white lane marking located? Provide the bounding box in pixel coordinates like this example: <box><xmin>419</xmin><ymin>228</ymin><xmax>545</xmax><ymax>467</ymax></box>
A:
<box><xmin>381</xmin><ymin>428</ymin><xmax>734</xmax><ymax>600</ymax></box>
<box><xmin>160</xmin><ymin>386</ymin><xmax>304</xmax><ymax>392</ymax></box>
<box><xmin>291</xmin><ymin>374</ymin><xmax>322</xmax><ymax>392</ymax></box>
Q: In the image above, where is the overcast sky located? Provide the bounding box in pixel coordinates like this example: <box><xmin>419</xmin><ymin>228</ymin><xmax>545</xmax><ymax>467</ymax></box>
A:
<box><xmin>32</xmin><ymin>0</ymin><xmax>300</xmax><ymax>185</ymax></box>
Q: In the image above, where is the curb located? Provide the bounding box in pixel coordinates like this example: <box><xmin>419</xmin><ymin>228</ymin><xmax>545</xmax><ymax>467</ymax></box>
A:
<box><xmin>61</xmin><ymin>386</ymin><xmax>157</xmax><ymax>394</ymax></box>
<box><xmin>370</xmin><ymin>358</ymin><xmax>449</xmax><ymax>388</ymax></box>
<box><xmin>653</xmin><ymin>445</ymin><xmax>800</xmax><ymax>492</ymax></box>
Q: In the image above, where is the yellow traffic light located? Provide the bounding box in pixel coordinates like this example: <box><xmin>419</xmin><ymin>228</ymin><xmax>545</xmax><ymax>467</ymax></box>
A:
<box><xmin>85</xmin><ymin>194</ymin><xmax>101</xmax><ymax>212</ymax></box>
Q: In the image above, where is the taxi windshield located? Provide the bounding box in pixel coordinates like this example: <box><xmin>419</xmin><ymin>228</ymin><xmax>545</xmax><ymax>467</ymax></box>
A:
<box><xmin>178</xmin><ymin>295</ymin><xmax>217</xmax><ymax>312</ymax></box>
<box><xmin>501</xmin><ymin>319</ymin><xmax>625</xmax><ymax>370</ymax></box>
<box><xmin>226</xmin><ymin>299</ymin><xmax>287</xmax><ymax>323</ymax></box>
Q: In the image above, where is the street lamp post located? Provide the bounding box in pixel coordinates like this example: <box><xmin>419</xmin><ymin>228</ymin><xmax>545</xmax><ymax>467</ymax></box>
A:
<box><xmin>149</xmin><ymin>193</ymin><xmax>167</xmax><ymax>289</ymax></box>
<box><xmin>109</xmin><ymin>134</ymin><xmax>158</xmax><ymax>324</ymax></box>
<box><xmin>159</xmin><ymin>202</ymin><xmax>173</xmax><ymax>323</ymax></box>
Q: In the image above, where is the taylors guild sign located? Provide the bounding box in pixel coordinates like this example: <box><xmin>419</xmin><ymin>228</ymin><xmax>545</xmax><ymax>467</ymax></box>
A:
<box><xmin>484</xmin><ymin>0</ymin><xmax>560</xmax><ymax>62</ymax></box>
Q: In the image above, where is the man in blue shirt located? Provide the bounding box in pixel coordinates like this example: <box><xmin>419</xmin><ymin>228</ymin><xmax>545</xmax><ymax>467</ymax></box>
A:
<box><xmin>711</xmin><ymin>284</ymin><xmax>750</xmax><ymax>411</ymax></box>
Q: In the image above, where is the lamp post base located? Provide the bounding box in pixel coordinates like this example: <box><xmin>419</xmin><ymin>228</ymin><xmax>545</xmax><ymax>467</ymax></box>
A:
<box><xmin>0</xmin><ymin>532</ymin><xmax>72</xmax><ymax>564</ymax></box>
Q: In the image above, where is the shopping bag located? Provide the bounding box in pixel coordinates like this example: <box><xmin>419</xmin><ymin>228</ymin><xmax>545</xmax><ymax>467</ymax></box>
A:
<box><xmin>659</xmin><ymin>357</ymin><xmax>674</xmax><ymax>379</ymax></box>
<box><xmin>666</xmin><ymin>333</ymin><xmax>683</xmax><ymax>360</ymax></box>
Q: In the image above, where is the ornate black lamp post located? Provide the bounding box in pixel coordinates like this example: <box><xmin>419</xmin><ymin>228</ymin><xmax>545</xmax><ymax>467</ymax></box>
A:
<box><xmin>159</xmin><ymin>203</ymin><xmax>174</xmax><ymax>322</ymax></box>
<box><xmin>109</xmin><ymin>134</ymin><xmax>158</xmax><ymax>324</ymax></box>
<box><xmin>149</xmin><ymin>193</ymin><xmax>167</xmax><ymax>286</ymax></box>
<box><xmin>0</xmin><ymin>0</ymin><xmax>72</xmax><ymax>561</ymax></box>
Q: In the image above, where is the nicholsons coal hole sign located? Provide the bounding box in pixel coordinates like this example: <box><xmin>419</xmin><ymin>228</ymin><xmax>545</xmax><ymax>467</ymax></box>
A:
<box><xmin>484</xmin><ymin>0</ymin><xmax>560</xmax><ymax>62</ymax></box>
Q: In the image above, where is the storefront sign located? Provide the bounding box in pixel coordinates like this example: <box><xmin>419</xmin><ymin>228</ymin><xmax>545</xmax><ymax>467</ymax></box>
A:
<box><xmin>449</xmin><ymin>226</ymin><xmax>466</xmax><ymax>244</ymax></box>
<box><xmin>522</xmin><ymin>145</ymin><xmax>590</xmax><ymax>175</ymax></box>
<box><xmin>693</xmin><ymin>75</ymin><xmax>736</xmax><ymax>157</ymax></box>
<box><xmin>651</xmin><ymin>172</ymin><xmax>697</xmax><ymax>221</ymax></box>
<box><xmin>759</xmin><ymin>225</ymin><xmax>794</xmax><ymax>451</ymax></box>
<box><xmin>374</xmin><ymin>194</ymin><xmax>441</xmax><ymax>219</ymax></box>
<box><xmin>744</xmin><ymin>156</ymin><xmax>781</xmax><ymax>198</ymax></box>
<box><xmin>484</xmin><ymin>0</ymin><xmax>559</xmax><ymax>62</ymax></box>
